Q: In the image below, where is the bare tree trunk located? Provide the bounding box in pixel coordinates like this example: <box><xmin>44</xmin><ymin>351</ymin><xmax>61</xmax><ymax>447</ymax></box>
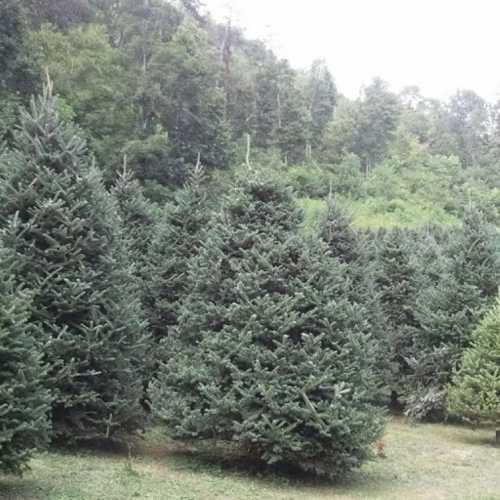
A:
<box><xmin>245</xmin><ymin>133</ymin><xmax>252</xmax><ymax>170</ymax></box>
<box><xmin>277</xmin><ymin>90</ymin><xmax>282</xmax><ymax>129</ymax></box>
<box><xmin>496</xmin><ymin>428</ymin><xmax>500</xmax><ymax>446</ymax></box>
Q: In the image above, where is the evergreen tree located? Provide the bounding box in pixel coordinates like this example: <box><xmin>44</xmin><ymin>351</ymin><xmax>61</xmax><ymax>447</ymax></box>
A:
<box><xmin>0</xmin><ymin>87</ymin><xmax>149</xmax><ymax>441</ymax></box>
<box><xmin>407</xmin><ymin>208</ymin><xmax>500</xmax><ymax>419</ymax></box>
<box><xmin>308</xmin><ymin>60</ymin><xmax>337</xmax><ymax>147</ymax></box>
<box><xmin>0</xmin><ymin>245</ymin><xmax>50</xmax><ymax>475</ymax></box>
<box><xmin>319</xmin><ymin>201</ymin><xmax>387</xmax><ymax>400</ymax></box>
<box><xmin>374</xmin><ymin>228</ymin><xmax>423</xmax><ymax>404</ymax></box>
<box><xmin>112</xmin><ymin>164</ymin><xmax>156</xmax><ymax>282</ymax></box>
<box><xmin>151</xmin><ymin>173</ymin><xmax>384</xmax><ymax>478</ymax></box>
<box><xmin>449</xmin><ymin>296</ymin><xmax>500</xmax><ymax>445</ymax></box>
<box><xmin>277</xmin><ymin>79</ymin><xmax>311</xmax><ymax>165</ymax></box>
<box><xmin>145</xmin><ymin>163</ymin><xmax>210</xmax><ymax>338</ymax></box>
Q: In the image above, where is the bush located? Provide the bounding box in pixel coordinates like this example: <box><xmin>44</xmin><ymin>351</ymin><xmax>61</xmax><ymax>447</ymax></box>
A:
<box><xmin>151</xmin><ymin>173</ymin><xmax>385</xmax><ymax>478</ymax></box>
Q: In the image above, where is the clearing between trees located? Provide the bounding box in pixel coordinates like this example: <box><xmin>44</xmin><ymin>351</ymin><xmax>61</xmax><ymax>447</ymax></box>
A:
<box><xmin>1</xmin><ymin>419</ymin><xmax>498</xmax><ymax>500</ymax></box>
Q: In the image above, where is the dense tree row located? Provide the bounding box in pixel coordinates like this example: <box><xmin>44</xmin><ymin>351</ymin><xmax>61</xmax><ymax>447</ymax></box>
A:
<box><xmin>1</xmin><ymin>85</ymin><xmax>499</xmax><ymax>477</ymax></box>
<box><xmin>1</xmin><ymin>0</ymin><xmax>499</xmax><ymax>479</ymax></box>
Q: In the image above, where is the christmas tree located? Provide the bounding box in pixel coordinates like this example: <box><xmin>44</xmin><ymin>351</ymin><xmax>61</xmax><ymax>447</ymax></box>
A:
<box><xmin>145</xmin><ymin>162</ymin><xmax>210</xmax><ymax>338</ymax></box>
<box><xmin>0</xmin><ymin>85</ymin><xmax>149</xmax><ymax>441</ymax></box>
<box><xmin>151</xmin><ymin>172</ymin><xmax>384</xmax><ymax>478</ymax></box>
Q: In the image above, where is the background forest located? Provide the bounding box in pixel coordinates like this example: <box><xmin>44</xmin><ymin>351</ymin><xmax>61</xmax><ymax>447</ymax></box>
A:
<box><xmin>0</xmin><ymin>0</ymin><xmax>499</xmax><ymax>488</ymax></box>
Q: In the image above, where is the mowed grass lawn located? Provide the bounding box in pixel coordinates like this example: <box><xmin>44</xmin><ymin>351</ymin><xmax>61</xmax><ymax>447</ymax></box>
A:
<box><xmin>1</xmin><ymin>418</ymin><xmax>499</xmax><ymax>500</ymax></box>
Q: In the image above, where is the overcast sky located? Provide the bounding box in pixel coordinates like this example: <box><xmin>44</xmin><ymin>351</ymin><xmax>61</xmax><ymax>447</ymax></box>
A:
<box><xmin>204</xmin><ymin>0</ymin><xmax>500</xmax><ymax>102</ymax></box>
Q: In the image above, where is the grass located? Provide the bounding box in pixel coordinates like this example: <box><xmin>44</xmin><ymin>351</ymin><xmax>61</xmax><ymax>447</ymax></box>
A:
<box><xmin>1</xmin><ymin>418</ymin><xmax>499</xmax><ymax>500</ymax></box>
<box><xmin>297</xmin><ymin>196</ymin><xmax>460</xmax><ymax>232</ymax></box>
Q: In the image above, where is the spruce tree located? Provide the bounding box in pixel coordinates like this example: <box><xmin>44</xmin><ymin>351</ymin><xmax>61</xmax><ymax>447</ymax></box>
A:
<box><xmin>319</xmin><ymin>201</ymin><xmax>388</xmax><ymax>400</ymax></box>
<box><xmin>0</xmin><ymin>245</ymin><xmax>50</xmax><ymax>475</ymax></box>
<box><xmin>374</xmin><ymin>228</ymin><xmax>424</xmax><ymax>405</ymax></box>
<box><xmin>151</xmin><ymin>174</ymin><xmax>384</xmax><ymax>478</ymax></box>
<box><xmin>0</xmin><ymin>87</ymin><xmax>149</xmax><ymax>441</ymax></box>
<box><xmin>145</xmin><ymin>163</ymin><xmax>210</xmax><ymax>338</ymax></box>
<box><xmin>112</xmin><ymin>164</ymin><xmax>156</xmax><ymax>317</ymax></box>
<box><xmin>449</xmin><ymin>297</ymin><xmax>500</xmax><ymax>445</ymax></box>
<box><xmin>407</xmin><ymin>208</ymin><xmax>500</xmax><ymax>419</ymax></box>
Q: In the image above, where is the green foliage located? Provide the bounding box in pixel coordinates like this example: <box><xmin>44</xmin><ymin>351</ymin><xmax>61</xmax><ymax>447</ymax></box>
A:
<box><xmin>0</xmin><ymin>88</ymin><xmax>149</xmax><ymax>441</ymax></box>
<box><xmin>407</xmin><ymin>207</ymin><xmax>500</xmax><ymax>419</ymax></box>
<box><xmin>145</xmin><ymin>164</ymin><xmax>210</xmax><ymax>338</ymax></box>
<box><xmin>320</xmin><ymin>79</ymin><xmax>400</xmax><ymax>170</ymax></box>
<box><xmin>319</xmin><ymin>201</ymin><xmax>388</xmax><ymax>392</ymax></box>
<box><xmin>374</xmin><ymin>228</ymin><xmax>429</xmax><ymax>402</ymax></box>
<box><xmin>0</xmin><ymin>245</ymin><xmax>50</xmax><ymax>475</ymax></box>
<box><xmin>28</xmin><ymin>23</ymin><xmax>136</xmax><ymax>175</ymax></box>
<box><xmin>307</xmin><ymin>60</ymin><xmax>337</xmax><ymax>147</ymax></box>
<box><xmin>151</xmin><ymin>174</ymin><xmax>385</xmax><ymax>478</ymax></box>
<box><xmin>150</xmin><ymin>20</ymin><xmax>232</xmax><ymax>170</ymax></box>
<box><xmin>286</xmin><ymin>165</ymin><xmax>331</xmax><ymax>198</ymax></box>
<box><xmin>112</xmin><ymin>165</ymin><xmax>156</xmax><ymax>274</ymax></box>
<box><xmin>449</xmin><ymin>297</ymin><xmax>500</xmax><ymax>432</ymax></box>
<box><xmin>0</xmin><ymin>0</ymin><xmax>36</xmax><ymax>95</ymax></box>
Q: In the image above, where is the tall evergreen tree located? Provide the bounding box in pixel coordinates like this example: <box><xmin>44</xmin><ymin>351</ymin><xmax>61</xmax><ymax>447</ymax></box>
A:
<box><xmin>151</xmin><ymin>173</ymin><xmax>384</xmax><ymax>478</ymax></box>
<box><xmin>319</xmin><ymin>201</ymin><xmax>387</xmax><ymax>399</ymax></box>
<box><xmin>0</xmin><ymin>244</ymin><xmax>50</xmax><ymax>475</ymax></box>
<box><xmin>374</xmin><ymin>228</ymin><xmax>424</xmax><ymax>404</ymax></box>
<box><xmin>145</xmin><ymin>163</ymin><xmax>210</xmax><ymax>338</ymax></box>
<box><xmin>0</xmin><ymin>87</ymin><xmax>149</xmax><ymax>441</ymax></box>
<box><xmin>308</xmin><ymin>60</ymin><xmax>337</xmax><ymax>147</ymax></box>
<box><xmin>277</xmin><ymin>76</ymin><xmax>312</xmax><ymax>165</ymax></box>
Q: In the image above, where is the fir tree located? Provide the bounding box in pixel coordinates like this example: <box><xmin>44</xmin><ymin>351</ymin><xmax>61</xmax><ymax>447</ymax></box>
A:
<box><xmin>374</xmin><ymin>228</ymin><xmax>423</xmax><ymax>405</ymax></box>
<box><xmin>112</xmin><ymin>164</ymin><xmax>156</xmax><ymax>290</ymax></box>
<box><xmin>407</xmin><ymin>208</ymin><xmax>500</xmax><ymax>419</ymax></box>
<box><xmin>0</xmin><ymin>245</ymin><xmax>50</xmax><ymax>475</ymax></box>
<box><xmin>319</xmin><ymin>200</ymin><xmax>388</xmax><ymax>399</ymax></box>
<box><xmin>0</xmin><ymin>86</ymin><xmax>149</xmax><ymax>441</ymax></box>
<box><xmin>151</xmin><ymin>173</ymin><xmax>384</xmax><ymax>478</ymax></box>
<box><xmin>449</xmin><ymin>296</ymin><xmax>500</xmax><ymax>445</ymax></box>
<box><xmin>145</xmin><ymin>162</ymin><xmax>210</xmax><ymax>338</ymax></box>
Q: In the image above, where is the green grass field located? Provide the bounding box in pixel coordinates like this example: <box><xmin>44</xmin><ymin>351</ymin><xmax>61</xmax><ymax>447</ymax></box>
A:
<box><xmin>1</xmin><ymin>418</ymin><xmax>499</xmax><ymax>500</ymax></box>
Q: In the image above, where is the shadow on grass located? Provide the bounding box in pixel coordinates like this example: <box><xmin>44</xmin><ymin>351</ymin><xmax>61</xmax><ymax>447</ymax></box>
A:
<box><xmin>0</xmin><ymin>476</ymin><xmax>41</xmax><ymax>499</ymax></box>
<box><xmin>42</xmin><ymin>430</ymin><xmax>392</xmax><ymax>497</ymax></box>
<box><xmin>143</xmin><ymin>438</ymin><xmax>388</xmax><ymax>493</ymax></box>
<box><xmin>452</xmin><ymin>429</ymin><xmax>498</xmax><ymax>448</ymax></box>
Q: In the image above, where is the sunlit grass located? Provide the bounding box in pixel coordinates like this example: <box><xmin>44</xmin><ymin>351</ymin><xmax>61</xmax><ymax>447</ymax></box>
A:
<box><xmin>298</xmin><ymin>196</ymin><xmax>460</xmax><ymax>231</ymax></box>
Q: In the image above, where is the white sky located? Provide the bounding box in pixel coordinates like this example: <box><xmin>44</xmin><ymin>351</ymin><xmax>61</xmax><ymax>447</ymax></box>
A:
<box><xmin>204</xmin><ymin>0</ymin><xmax>500</xmax><ymax>102</ymax></box>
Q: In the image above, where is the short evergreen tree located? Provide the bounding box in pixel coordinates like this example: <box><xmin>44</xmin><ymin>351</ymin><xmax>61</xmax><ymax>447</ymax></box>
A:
<box><xmin>449</xmin><ymin>297</ymin><xmax>500</xmax><ymax>445</ymax></box>
<box><xmin>0</xmin><ymin>87</ymin><xmax>149</xmax><ymax>441</ymax></box>
<box><xmin>145</xmin><ymin>163</ymin><xmax>210</xmax><ymax>338</ymax></box>
<box><xmin>0</xmin><ymin>245</ymin><xmax>50</xmax><ymax>475</ymax></box>
<box><xmin>151</xmin><ymin>174</ymin><xmax>385</xmax><ymax>478</ymax></box>
<box><xmin>407</xmin><ymin>208</ymin><xmax>500</xmax><ymax>419</ymax></box>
